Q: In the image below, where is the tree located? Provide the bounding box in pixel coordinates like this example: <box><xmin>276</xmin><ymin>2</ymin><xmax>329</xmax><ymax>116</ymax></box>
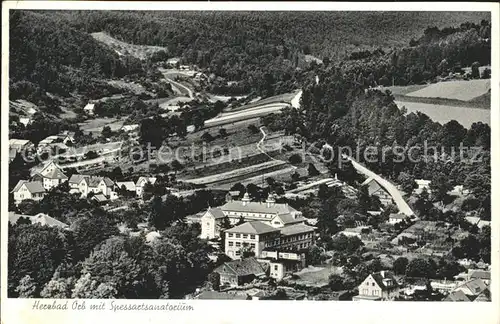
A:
<box><xmin>16</xmin><ymin>275</ymin><xmax>37</xmax><ymax>298</ymax></box>
<box><xmin>208</xmin><ymin>272</ymin><xmax>220</xmax><ymax>291</ymax></box>
<box><xmin>290</xmin><ymin>171</ymin><xmax>300</xmax><ymax>182</ymax></box>
<box><xmin>248</xmin><ymin>124</ymin><xmax>259</xmax><ymax>134</ymax></box>
<box><xmin>8</xmin><ymin>224</ymin><xmax>70</xmax><ymax>297</ymax></box>
<box><xmin>393</xmin><ymin>257</ymin><xmax>409</xmax><ymax>275</ymax></box>
<box><xmin>236</xmin><ymin>216</ymin><xmax>245</xmax><ymax>225</ymax></box>
<box><xmin>101</xmin><ymin>125</ymin><xmax>112</xmax><ymax>138</ymax></box>
<box><xmin>171</xmin><ymin>159</ymin><xmax>184</xmax><ymax>174</ymax></box>
<box><xmin>307</xmin><ymin>163</ymin><xmax>320</xmax><ymax>177</ymax></box>
<box><xmin>218</xmin><ymin>128</ymin><xmax>228</xmax><ymax>138</ymax></box>
<box><xmin>406</xmin><ymin>258</ymin><xmax>436</xmax><ymax>278</ymax></box>
<box><xmin>481</xmin><ymin>67</ymin><xmax>491</xmax><ymax>79</ymax></box>
<box><xmin>328</xmin><ymin>274</ymin><xmax>344</xmax><ymax>291</ymax></box>
<box><xmin>201</xmin><ymin>131</ymin><xmax>214</xmax><ymax>142</ymax></box>
<box><xmin>356</xmin><ymin>186</ymin><xmax>371</xmax><ymax>213</ymax></box>
<box><xmin>71</xmin><ymin>211</ymin><xmax>119</xmax><ymax>261</ymax></box>
<box><xmin>288</xmin><ymin>153</ymin><xmax>303</xmax><ymax>165</ymax></box>
<box><xmin>76</xmin><ymin>237</ymin><xmax>141</xmax><ymax>298</ymax></box>
<box><xmin>471</xmin><ymin>61</ymin><xmax>480</xmax><ymax>79</ymax></box>
<box><xmin>397</xmin><ymin>172</ymin><xmax>416</xmax><ymax>195</ymax></box>
<box><xmin>306</xmin><ymin>245</ymin><xmax>324</xmax><ymax>265</ymax></box>
<box><xmin>430</xmin><ymin>173</ymin><xmax>452</xmax><ymax>204</ymax></box>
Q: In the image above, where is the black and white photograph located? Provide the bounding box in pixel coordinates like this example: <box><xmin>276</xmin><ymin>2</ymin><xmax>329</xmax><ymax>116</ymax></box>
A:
<box><xmin>1</xmin><ymin>2</ymin><xmax>499</xmax><ymax>323</ymax></box>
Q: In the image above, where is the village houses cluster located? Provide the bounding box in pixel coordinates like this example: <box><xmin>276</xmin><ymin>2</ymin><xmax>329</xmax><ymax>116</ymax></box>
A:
<box><xmin>11</xmin><ymin>159</ymin><xmax>157</xmax><ymax>206</ymax></box>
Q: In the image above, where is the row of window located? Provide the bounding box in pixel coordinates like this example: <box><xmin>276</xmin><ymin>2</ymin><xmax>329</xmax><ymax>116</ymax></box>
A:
<box><xmin>228</xmin><ymin>241</ymin><xmax>256</xmax><ymax>248</ymax></box>
<box><xmin>280</xmin><ymin>242</ymin><xmax>311</xmax><ymax>249</ymax></box>
<box><xmin>228</xmin><ymin>211</ymin><xmax>274</xmax><ymax>218</ymax></box>
<box><xmin>228</xmin><ymin>233</ymin><xmax>256</xmax><ymax>239</ymax></box>
<box><xmin>281</xmin><ymin>233</ymin><xmax>313</xmax><ymax>243</ymax></box>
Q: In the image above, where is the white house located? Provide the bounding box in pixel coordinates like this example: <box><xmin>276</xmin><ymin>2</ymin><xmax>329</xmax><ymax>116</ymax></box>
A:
<box><xmin>19</xmin><ymin>117</ymin><xmax>33</xmax><ymax>127</ymax></box>
<box><xmin>388</xmin><ymin>213</ymin><xmax>408</xmax><ymax>225</ymax></box>
<box><xmin>11</xmin><ymin>180</ymin><xmax>46</xmax><ymax>205</ymax></box>
<box><xmin>30</xmin><ymin>161</ymin><xmax>68</xmax><ymax>191</ymax></box>
<box><xmin>200</xmin><ymin>207</ymin><xmax>227</xmax><ymax>239</ymax></box>
<box><xmin>9</xmin><ymin>139</ymin><xmax>34</xmax><ymax>153</ymax></box>
<box><xmin>83</xmin><ymin>103</ymin><xmax>95</xmax><ymax>115</ymax></box>
<box><xmin>353</xmin><ymin>271</ymin><xmax>400</xmax><ymax>301</ymax></box>
<box><xmin>414</xmin><ymin>179</ymin><xmax>431</xmax><ymax>194</ymax></box>
<box><xmin>37</xmin><ymin>132</ymin><xmax>75</xmax><ymax>153</ymax></box>
<box><xmin>200</xmin><ymin>193</ymin><xmax>306</xmax><ymax>239</ymax></box>
<box><xmin>69</xmin><ymin>174</ymin><xmax>117</xmax><ymax>199</ymax></box>
<box><xmin>136</xmin><ymin>177</ymin><xmax>157</xmax><ymax>197</ymax></box>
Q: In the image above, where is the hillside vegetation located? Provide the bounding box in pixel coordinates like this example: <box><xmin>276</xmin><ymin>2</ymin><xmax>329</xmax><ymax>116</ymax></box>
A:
<box><xmin>32</xmin><ymin>11</ymin><xmax>490</xmax><ymax>98</ymax></box>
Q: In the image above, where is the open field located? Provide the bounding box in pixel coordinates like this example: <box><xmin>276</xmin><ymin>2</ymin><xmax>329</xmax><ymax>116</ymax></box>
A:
<box><xmin>92</xmin><ymin>32</ymin><xmax>166</xmax><ymax>60</ymax></box>
<box><xmin>384</xmin><ymin>84</ymin><xmax>428</xmax><ymax>96</ymax></box>
<box><xmin>405</xmin><ymin>79</ymin><xmax>490</xmax><ymax>101</ymax></box>
<box><xmin>181</xmin><ymin>160</ymin><xmax>287</xmax><ymax>185</ymax></box>
<box><xmin>78</xmin><ymin>117</ymin><xmax>124</xmax><ymax>134</ymax></box>
<box><xmin>107</xmin><ymin>80</ymin><xmax>148</xmax><ymax>95</ymax></box>
<box><xmin>205</xmin><ymin>103</ymin><xmax>290</xmax><ymax>128</ymax></box>
<box><xmin>224</xmin><ymin>91</ymin><xmax>298</xmax><ymax>113</ymax></box>
<box><xmin>395</xmin><ymin>101</ymin><xmax>490</xmax><ymax>128</ymax></box>
<box><xmin>289</xmin><ymin>265</ymin><xmax>342</xmax><ymax>288</ymax></box>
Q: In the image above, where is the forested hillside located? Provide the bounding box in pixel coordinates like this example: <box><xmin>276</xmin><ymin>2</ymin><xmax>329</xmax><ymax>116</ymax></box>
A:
<box><xmin>9</xmin><ymin>11</ymin><xmax>145</xmax><ymax>104</ymax></box>
<box><xmin>339</xmin><ymin>21</ymin><xmax>491</xmax><ymax>86</ymax></box>
<box><xmin>24</xmin><ymin>10</ymin><xmax>490</xmax><ymax>97</ymax></box>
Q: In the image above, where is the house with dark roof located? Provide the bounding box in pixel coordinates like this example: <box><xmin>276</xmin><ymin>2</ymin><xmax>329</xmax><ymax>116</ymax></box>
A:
<box><xmin>11</xmin><ymin>180</ymin><xmax>46</xmax><ymax>205</ymax></box>
<box><xmin>444</xmin><ymin>290</ymin><xmax>472</xmax><ymax>302</ymax></box>
<box><xmin>353</xmin><ymin>271</ymin><xmax>400</xmax><ymax>301</ymax></box>
<box><xmin>361</xmin><ymin>177</ymin><xmax>393</xmax><ymax>206</ymax></box>
<box><xmin>214</xmin><ymin>257</ymin><xmax>269</xmax><ymax>287</ymax></box>
<box><xmin>452</xmin><ymin>279</ymin><xmax>488</xmax><ymax>299</ymax></box>
<box><xmin>69</xmin><ymin>174</ymin><xmax>116</xmax><ymax>199</ymax></box>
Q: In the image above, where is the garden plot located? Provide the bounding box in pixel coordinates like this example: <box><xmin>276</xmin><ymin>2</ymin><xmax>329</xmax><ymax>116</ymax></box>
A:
<box><xmin>405</xmin><ymin>79</ymin><xmax>490</xmax><ymax>101</ymax></box>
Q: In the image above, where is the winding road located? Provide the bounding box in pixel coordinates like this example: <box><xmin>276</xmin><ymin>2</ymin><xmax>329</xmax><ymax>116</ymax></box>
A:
<box><xmin>342</xmin><ymin>154</ymin><xmax>414</xmax><ymax>216</ymax></box>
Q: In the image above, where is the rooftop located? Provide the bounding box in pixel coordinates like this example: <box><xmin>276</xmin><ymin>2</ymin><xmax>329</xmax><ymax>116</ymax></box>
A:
<box><xmin>214</xmin><ymin>257</ymin><xmax>269</xmax><ymax>277</ymax></box>
<box><xmin>207</xmin><ymin>207</ymin><xmax>226</xmax><ymax>219</ymax></box>
<box><xmin>444</xmin><ymin>290</ymin><xmax>472</xmax><ymax>302</ymax></box>
<box><xmin>389</xmin><ymin>213</ymin><xmax>408</xmax><ymax>220</ymax></box>
<box><xmin>116</xmin><ymin>181</ymin><xmax>136</xmax><ymax>191</ymax></box>
<box><xmin>69</xmin><ymin>174</ymin><xmax>114</xmax><ymax>187</ymax></box>
<box><xmin>221</xmin><ymin>200</ymin><xmax>298</xmax><ymax>216</ymax></box>
<box><xmin>35</xmin><ymin>167</ymin><xmax>68</xmax><ymax>180</ymax></box>
<box><xmin>279</xmin><ymin>223</ymin><xmax>316</xmax><ymax>236</ymax></box>
<box><xmin>225</xmin><ymin>221</ymin><xmax>279</xmax><ymax>235</ymax></box>
<box><xmin>370</xmin><ymin>271</ymin><xmax>399</xmax><ymax>291</ymax></box>
<box><xmin>194</xmin><ymin>291</ymin><xmax>249</xmax><ymax>300</ymax></box>
<box><xmin>9</xmin><ymin>212</ymin><xmax>68</xmax><ymax>229</ymax></box>
<box><xmin>12</xmin><ymin>180</ymin><xmax>45</xmax><ymax>194</ymax></box>
<box><xmin>469</xmin><ymin>270</ymin><xmax>490</xmax><ymax>281</ymax></box>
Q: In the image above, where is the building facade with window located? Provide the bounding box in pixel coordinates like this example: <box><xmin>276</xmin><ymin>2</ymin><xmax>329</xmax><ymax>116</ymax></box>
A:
<box><xmin>353</xmin><ymin>271</ymin><xmax>400</xmax><ymax>301</ymax></box>
<box><xmin>224</xmin><ymin>220</ymin><xmax>316</xmax><ymax>260</ymax></box>
<box><xmin>224</xmin><ymin>221</ymin><xmax>281</xmax><ymax>259</ymax></box>
<box><xmin>201</xmin><ymin>193</ymin><xmax>308</xmax><ymax>239</ymax></box>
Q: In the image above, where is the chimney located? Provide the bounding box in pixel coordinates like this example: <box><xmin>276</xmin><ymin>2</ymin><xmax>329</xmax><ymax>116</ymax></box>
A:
<box><xmin>381</xmin><ymin>270</ymin><xmax>385</xmax><ymax>278</ymax></box>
